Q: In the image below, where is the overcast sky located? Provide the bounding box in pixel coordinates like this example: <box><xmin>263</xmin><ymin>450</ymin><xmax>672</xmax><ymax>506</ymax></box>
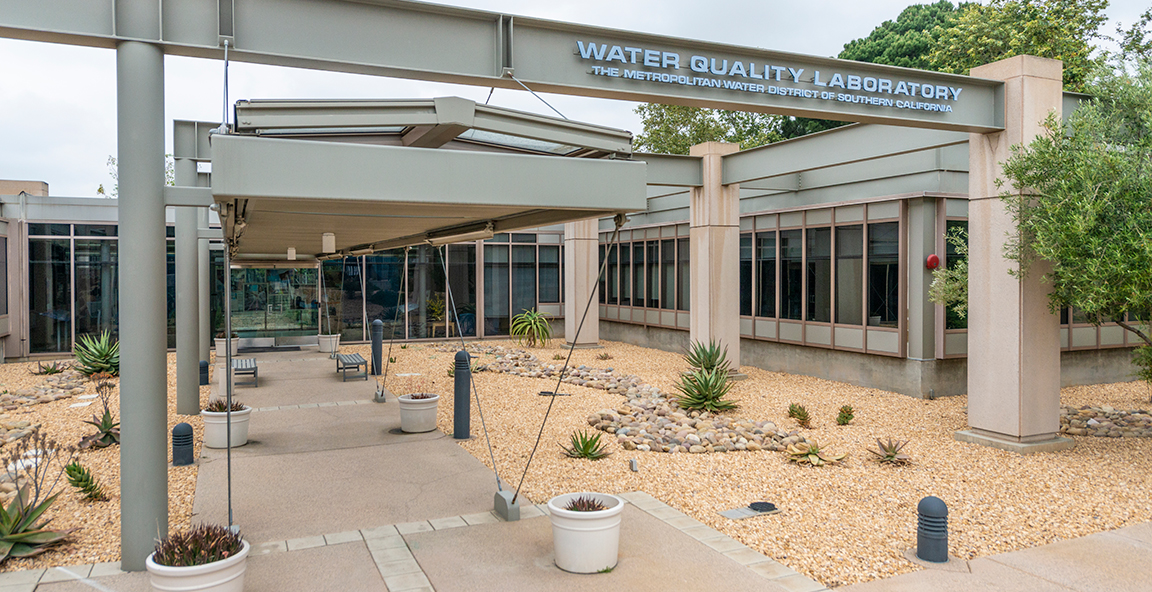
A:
<box><xmin>1</xmin><ymin>0</ymin><xmax>1146</xmax><ymax>197</ymax></box>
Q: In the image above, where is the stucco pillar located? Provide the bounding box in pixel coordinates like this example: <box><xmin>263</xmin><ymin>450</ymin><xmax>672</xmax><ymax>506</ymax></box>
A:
<box><xmin>563</xmin><ymin>218</ymin><xmax>599</xmax><ymax>346</ymax></box>
<box><xmin>688</xmin><ymin>142</ymin><xmax>741</xmax><ymax>369</ymax></box>
<box><xmin>956</xmin><ymin>55</ymin><xmax>1072</xmax><ymax>453</ymax></box>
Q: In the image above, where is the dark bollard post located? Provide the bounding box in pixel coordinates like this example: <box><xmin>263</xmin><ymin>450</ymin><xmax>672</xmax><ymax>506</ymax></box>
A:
<box><xmin>172</xmin><ymin>423</ymin><xmax>194</xmax><ymax>466</ymax></box>
<box><xmin>199</xmin><ymin>360</ymin><xmax>209</xmax><ymax>386</ymax></box>
<box><xmin>370</xmin><ymin>319</ymin><xmax>384</xmax><ymax>375</ymax></box>
<box><xmin>454</xmin><ymin>350</ymin><xmax>471</xmax><ymax>440</ymax></box>
<box><xmin>917</xmin><ymin>496</ymin><xmax>949</xmax><ymax>563</ymax></box>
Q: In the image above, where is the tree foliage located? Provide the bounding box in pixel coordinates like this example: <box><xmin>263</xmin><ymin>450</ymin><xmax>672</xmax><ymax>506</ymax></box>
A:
<box><xmin>839</xmin><ymin>1</ymin><xmax>967</xmax><ymax>70</ymax></box>
<box><xmin>929</xmin><ymin>225</ymin><xmax>970</xmax><ymax>319</ymax></box>
<box><xmin>928</xmin><ymin>0</ymin><xmax>1108</xmax><ymax>92</ymax></box>
<box><xmin>1000</xmin><ymin>58</ymin><xmax>1152</xmax><ymax>351</ymax></box>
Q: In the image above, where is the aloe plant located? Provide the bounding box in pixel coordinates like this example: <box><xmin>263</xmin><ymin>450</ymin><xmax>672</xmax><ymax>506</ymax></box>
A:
<box><xmin>786</xmin><ymin>441</ymin><xmax>847</xmax><ymax>467</ymax></box>
<box><xmin>674</xmin><ymin>369</ymin><xmax>736</xmax><ymax>412</ymax></box>
<box><xmin>564</xmin><ymin>495</ymin><xmax>607</xmax><ymax>512</ymax></box>
<box><xmin>0</xmin><ymin>432</ymin><xmax>77</xmax><ymax>562</ymax></box>
<box><xmin>683</xmin><ymin>339</ymin><xmax>730</xmax><ymax>373</ymax></box>
<box><xmin>510</xmin><ymin>309</ymin><xmax>551</xmax><ymax>347</ymax></box>
<box><xmin>73</xmin><ymin>330</ymin><xmax>119</xmax><ymax>376</ymax></box>
<box><xmin>560</xmin><ymin>430</ymin><xmax>611</xmax><ymax>460</ymax></box>
<box><xmin>64</xmin><ymin>462</ymin><xmax>106</xmax><ymax>502</ymax></box>
<box><xmin>869</xmin><ymin>437</ymin><xmax>912</xmax><ymax>466</ymax></box>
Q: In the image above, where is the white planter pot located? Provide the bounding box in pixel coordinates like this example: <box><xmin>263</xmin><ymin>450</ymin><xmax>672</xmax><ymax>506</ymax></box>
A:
<box><xmin>147</xmin><ymin>539</ymin><xmax>249</xmax><ymax>592</ymax></box>
<box><xmin>398</xmin><ymin>394</ymin><xmax>439</xmax><ymax>433</ymax></box>
<box><xmin>202</xmin><ymin>407</ymin><xmax>252</xmax><ymax>448</ymax></box>
<box><xmin>547</xmin><ymin>492</ymin><xmax>624</xmax><ymax>574</ymax></box>
<box><xmin>214</xmin><ymin>338</ymin><xmax>238</xmax><ymax>358</ymax></box>
<box><xmin>318</xmin><ymin>334</ymin><xmax>340</xmax><ymax>353</ymax></box>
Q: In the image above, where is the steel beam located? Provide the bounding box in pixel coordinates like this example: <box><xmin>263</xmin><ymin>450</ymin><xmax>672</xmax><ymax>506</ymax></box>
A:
<box><xmin>1</xmin><ymin>0</ymin><xmax>1004</xmax><ymax>132</ymax></box>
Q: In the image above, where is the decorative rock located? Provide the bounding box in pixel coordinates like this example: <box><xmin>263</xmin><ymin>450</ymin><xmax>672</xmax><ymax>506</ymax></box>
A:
<box><xmin>1061</xmin><ymin>405</ymin><xmax>1152</xmax><ymax>439</ymax></box>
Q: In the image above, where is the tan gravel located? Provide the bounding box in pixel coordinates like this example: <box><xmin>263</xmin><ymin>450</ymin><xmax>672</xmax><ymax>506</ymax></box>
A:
<box><xmin>0</xmin><ymin>354</ymin><xmax>206</xmax><ymax>572</ymax></box>
<box><xmin>349</xmin><ymin>339</ymin><xmax>1152</xmax><ymax>589</ymax></box>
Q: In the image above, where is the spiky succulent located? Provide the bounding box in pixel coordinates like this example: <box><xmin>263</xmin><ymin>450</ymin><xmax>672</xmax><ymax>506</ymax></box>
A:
<box><xmin>788</xmin><ymin>403</ymin><xmax>811</xmax><ymax>428</ymax></box>
<box><xmin>64</xmin><ymin>462</ymin><xmax>106</xmax><ymax>501</ymax></box>
<box><xmin>674</xmin><ymin>369</ymin><xmax>736</xmax><ymax>413</ymax></box>
<box><xmin>683</xmin><ymin>339</ymin><xmax>730</xmax><ymax>373</ymax></box>
<box><xmin>151</xmin><ymin>524</ymin><xmax>244</xmax><ymax>567</ymax></box>
<box><xmin>510</xmin><ymin>309</ymin><xmax>551</xmax><ymax>348</ymax></box>
<box><xmin>869</xmin><ymin>437</ymin><xmax>912</xmax><ymax>466</ymax></box>
<box><xmin>73</xmin><ymin>330</ymin><xmax>119</xmax><ymax>376</ymax></box>
<box><xmin>564</xmin><ymin>495</ymin><xmax>607</xmax><ymax>512</ymax></box>
<box><xmin>836</xmin><ymin>405</ymin><xmax>855</xmax><ymax>426</ymax></box>
<box><xmin>597</xmin><ymin>352</ymin><xmax>613</xmax><ymax>360</ymax></box>
<box><xmin>203</xmin><ymin>399</ymin><xmax>247</xmax><ymax>413</ymax></box>
<box><xmin>786</xmin><ymin>441</ymin><xmax>847</xmax><ymax>466</ymax></box>
<box><xmin>561</xmin><ymin>430</ymin><xmax>611</xmax><ymax>460</ymax></box>
<box><xmin>31</xmin><ymin>362</ymin><xmax>67</xmax><ymax>376</ymax></box>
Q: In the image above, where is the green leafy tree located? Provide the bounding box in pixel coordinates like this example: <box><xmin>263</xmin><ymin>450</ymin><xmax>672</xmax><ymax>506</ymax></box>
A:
<box><xmin>839</xmin><ymin>1</ymin><xmax>967</xmax><ymax>69</ymax></box>
<box><xmin>97</xmin><ymin>154</ymin><xmax>175</xmax><ymax>198</ymax></box>
<box><xmin>929</xmin><ymin>225</ymin><xmax>970</xmax><ymax>320</ymax></box>
<box><xmin>633</xmin><ymin>105</ymin><xmax>846</xmax><ymax>155</ymax></box>
<box><xmin>1000</xmin><ymin>58</ymin><xmax>1152</xmax><ymax>397</ymax></box>
<box><xmin>928</xmin><ymin>0</ymin><xmax>1109</xmax><ymax>92</ymax></box>
<box><xmin>1114</xmin><ymin>8</ymin><xmax>1152</xmax><ymax>62</ymax></box>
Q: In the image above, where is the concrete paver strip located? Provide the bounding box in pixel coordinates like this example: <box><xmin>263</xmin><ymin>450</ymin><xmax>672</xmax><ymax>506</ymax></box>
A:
<box><xmin>366</xmin><ymin>535</ymin><xmax>408</xmax><ymax>551</ymax></box>
<box><xmin>428</xmin><ymin>515</ymin><xmax>468</xmax><ymax>530</ymax></box>
<box><xmin>361</xmin><ymin>524</ymin><xmax>400</xmax><ymax>539</ymax></box>
<box><xmin>461</xmin><ymin>511</ymin><xmax>500</xmax><ymax>525</ymax></box>
<box><xmin>396</xmin><ymin>521</ymin><xmax>434</xmax><ymax>535</ymax></box>
<box><xmin>324</xmin><ymin>530</ymin><xmax>365</xmax><ymax>545</ymax></box>
<box><xmin>87</xmin><ymin>562</ymin><xmax>124</xmax><ymax>578</ymax></box>
<box><xmin>37</xmin><ymin>565</ymin><xmax>93</xmax><ymax>584</ymax></box>
<box><xmin>286</xmin><ymin>534</ymin><xmax>327</xmax><ymax>551</ymax></box>
<box><xmin>251</xmin><ymin>540</ymin><xmax>287</xmax><ymax>555</ymax></box>
<box><xmin>0</xmin><ymin>570</ymin><xmax>41</xmax><ymax>586</ymax></box>
<box><xmin>375</xmin><ymin>558</ymin><xmax>423</xmax><ymax>577</ymax></box>
<box><xmin>383</xmin><ymin>572</ymin><xmax>433</xmax><ymax>591</ymax></box>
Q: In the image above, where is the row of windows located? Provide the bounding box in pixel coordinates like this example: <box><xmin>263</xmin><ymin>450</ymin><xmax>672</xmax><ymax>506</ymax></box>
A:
<box><xmin>598</xmin><ymin>237</ymin><xmax>690</xmax><ymax>311</ymax></box>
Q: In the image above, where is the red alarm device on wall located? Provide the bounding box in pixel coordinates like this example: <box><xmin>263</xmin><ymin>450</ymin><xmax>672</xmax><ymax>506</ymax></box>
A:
<box><xmin>925</xmin><ymin>254</ymin><xmax>940</xmax><ymax>269</ymax></box>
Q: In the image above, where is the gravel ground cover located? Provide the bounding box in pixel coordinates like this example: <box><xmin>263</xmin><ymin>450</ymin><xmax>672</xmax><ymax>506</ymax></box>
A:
<box><xmin>0</xmin><ymin>354</ymin><xmax>206</xmax><ymax>572</ymax></box>
<box><xmin>352</xmin><ymin>339</ymin><xmax>1152</xmax><ymax>588</ymax></box>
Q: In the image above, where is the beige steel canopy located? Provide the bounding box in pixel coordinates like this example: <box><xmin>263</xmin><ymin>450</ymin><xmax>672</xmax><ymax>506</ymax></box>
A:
<box><xmin>209</xmin><ymin>97</ymin><xmax>647</xmax><ymax>263</ymax></box>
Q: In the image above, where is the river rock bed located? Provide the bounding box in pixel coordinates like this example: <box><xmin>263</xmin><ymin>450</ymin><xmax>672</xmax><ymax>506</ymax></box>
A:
<box><xmin>1</xmin><ymin>370</ymin><xmax>87</xmax><ymax>410</ymax></box>
<box><xmin>1060</xmin><ymin>405</ymin><xmax>1152</xmax><ymax>437</ymax></box>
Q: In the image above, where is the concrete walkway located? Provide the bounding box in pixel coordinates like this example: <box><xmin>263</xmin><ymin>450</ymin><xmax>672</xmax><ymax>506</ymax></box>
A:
<box><xmin>6</xmin><ymin>346</ymin><xmax>1149</xmax><ymax>591</ymax></box>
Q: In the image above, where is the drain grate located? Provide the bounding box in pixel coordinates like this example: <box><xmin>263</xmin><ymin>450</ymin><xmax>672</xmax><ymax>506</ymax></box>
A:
<box><xmin>720</xmin><ymin>501</ymin><xmax>781</xmax><ymax>520</ymax></box>
<box><xmin>538</xmin><ymin>391</ymin><xmax>571</xmax><ymax>397</ymax></box>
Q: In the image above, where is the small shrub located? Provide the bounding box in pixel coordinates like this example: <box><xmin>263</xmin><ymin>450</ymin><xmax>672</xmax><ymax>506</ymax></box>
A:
<box><xmin>552</xmin><ymin>354</ymin><xmax>565</xmax><ymax>361</ymax></box>
<box><xmin>406</xmin><ymin>393</ymin><xmax>436</xmax><ymax>400</ymax></box>
<box><xmin>400</xmin><ymin>344</ymin><xmax>408</xmax><ymax>349</ymax></box>
<box><xmin>836</xmin><ymin>405</ymin><xmax>855</xmax><ymax>426</ymax></box>
<box><xmin>151</xmin><ymin>524</ymin><xmax>244</xmax><ymax>567</ymax></box>
<box><xmin>684</xmin><ymin>339</ymin><xmax>730</xmax><ymax>373</ymax></box>
<box><xmin>869</xmin><ymin>437</ymin><xmax>912</xmax><ymax>466</ymax></box>
<box><xmin>510</xmin><ymin>309</ymin><xmax>551</xmax><ymax>347</ymax></box>
<box><xmin>388</xmin><ymin>356</ymin><xmax>396</xmax><ymax>364</ymax></box>
<box><xmin>564</xmin><ymin>495</ymin><xmax>607</xmax><ymax>512</ymax></box>
<box><xmin>674</xmin><ymin>369</ymin><xmax>736</xmax><ymax>413</ymax></box>
<box><xmin>204</xmin><ymin>399</ymin><xmax>247</xmax><ymax>413</ymax></box>
<box><xmin>80</xmin><ymin>374</ymin><xmax>119</xmax><ymax>449</ymax></box>
<box><xmin>215</xmin><ymin>331</ymin><xmax>238</xmax><ymax>339</ymax></box>
<box><xmin>788</xmin><ymin>403</ymin><xmax>811</xmax><ymax>428</ymax></box>
<box><xmin>64</xmin><ymin>462</ymin><xmax>106</xmax><ymax>501</ymax></box>
<box><xmin>73</xmin><ymin>330</ymin><xmax>119</xmax><ymax>376</ymax></box>
<box><xmin>597</xmin><ymin>352</ymin><xmax>613</xmax><ymax>361</ymax></box>
<box><xmin>786</xmin><ymin>441</ymin><xmax>846</xmax><ymax>467</ymax></box>
<box><xmin>560</xmin><ymin>430</ymin><xmax>610</xmax><ymax>460</ymax></box>
<box><xmin>31</xmin><ymin>361</ymin><xmax>67</xmax><ymax>376</ymax></box>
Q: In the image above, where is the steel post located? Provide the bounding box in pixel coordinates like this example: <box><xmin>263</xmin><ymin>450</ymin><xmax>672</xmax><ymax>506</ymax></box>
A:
<box><xmin>371</xmin><ymin>319</ymin><xmax>383</xmax><ymax>375</ymax></box>
<box><xmin>175</xmin><ymin>159</ymin><xmax>200</xmax><ymax>416</ymax></box>
<box><xmin>115</xmin><ymin>33</ymin><xmax>168</xmax><ymax>571</ymax></box>
<box><xmin>454</xmin><ymin>350</ymin><xmax>471</xmax><ymax>439</ymax></box>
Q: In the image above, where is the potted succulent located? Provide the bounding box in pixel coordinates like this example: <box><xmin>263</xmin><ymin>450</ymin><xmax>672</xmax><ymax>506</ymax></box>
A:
<box><xmin>201</xmin><ymin>399</ymin><xmax>252</xmax><ymax>448</ymax></box>
<box><xmin>397</xmin><ymin>379</ymin><xmax>439</xmax><ymax>433</ymax></box>
<box><xmin>146</xmin><ymin>524</ymin><xmax>249</xmax><ymax>592</ymax></box>
<box><xmin>214</xmin><ymin>332</ymin><xmax>239</xmax><ymax>358</ymax></box>
<box><xmin>547</xmin><ymin>492</ymin><xmax>624</xmax><ymax>573</ymax></box>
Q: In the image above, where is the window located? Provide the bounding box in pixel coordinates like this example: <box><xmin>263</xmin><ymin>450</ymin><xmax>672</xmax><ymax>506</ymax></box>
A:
<box><xmin>868</xmin><ymin>222</ymin><xmax>899</xmax><ymax>327</ymax></box>
<box><xmin>598</xmin><ymin>245</ymin><xmax>606</xmax><ymax>304</ymax></box>
<box><xmin>739</xmin><ymin>234</ymin><xmax>752</xmax><ymax>316</ymax></box>
<box><xmin>676</xmin><ymin>237</ymin><xmax>690</xmax><ymax>311</ymax></box>
<box><xmin>944</xmin><ymin>220</ymin><xmax>968</xmax><ymax>330</ymax></box>
<box><xmin>632</xmin><ymin>243</ymin><xmax>645</xmax><ymax>308</ymax></box>
<box><xmin>619</xmin><ymin>244</ymin><xmax>631</xmax><ymax>306</ymax></box>
<box><xmin>756</xmin><ymin>231</ymin><xmax>776</xmax><ymax>318</ymax></box>
<box><xmin>28</xmin><ymin>239</ymin><xmax>71</xmax><ymax>352</ymax></box>
<box><xmin>661</xmin><ymin>239</ymin><xmax>675</xmax><ymax>310</ymax></box>
<box><xmin>483</xmin><ymin>244</ymin><xmax>510</xmax><ymax>335</ymax></box>
<box><xmin>806</xmin><ymin>227</ymin><xmax>831</xmax><ymax>322</ymax></box>
<box><xmin>606</xmin><ymin>245</ymin><xmax>618</xmax><ymax>305</ymax></box>
<box><xmin>74</xmin><ymin>239</ymin><xmax>119</xmax><ymax>339</ymax></box>
<box><xmin>538</xmin><ymin>245</ymin><xmax>560</xmax><ymax>303</ymax></box>
<box><xmin>780</xmin><ymin>229</ymin><xmax>802</xmax><ymax>320</ymax></box>
<box><xmin>511</xmin><ymin>245</ymin><xmax>537</xmax><ymax>315</ymax></box>
<box><xmin>646</xmin><ymin>242</ymin><xmax>659</xmax><ymax>308</ymax></box>
<box><xmin>365</xmin><ymin>250</ymin><xmax>406</xmax><ymax>340</ymax></box>
<box><xmin>0</xmin><ymin>236</ymin><xmax>8</xmax><ymax>316</ymax></box>
<box><xmin>835</xmin><ymin>225</ymin><xmax>863</xmax><ymax>325</ymax></box>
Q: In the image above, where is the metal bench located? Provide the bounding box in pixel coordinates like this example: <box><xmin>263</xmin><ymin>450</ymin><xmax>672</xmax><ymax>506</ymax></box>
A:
<box><xmin>336</xmin><ymin>353</ymin><xmax>368</xmax><ymax>382</ymax></box>
<box><xmin>232</xmin><ymin>357</ymin><xmax>258</xmax><ymax>387</ymax></box>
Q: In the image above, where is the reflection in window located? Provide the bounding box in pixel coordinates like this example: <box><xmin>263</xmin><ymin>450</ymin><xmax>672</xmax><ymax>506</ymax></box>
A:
<box><xmin>28</xmin><ymin>239</ymin><xmax>71</xmax><ymax>353</ymax></box>
<box><xmin>408</xmin><ymin>245</ymin><xmax>448</xmax><ymax>339</ymax></box>
<box><xmin>365</xmin><ymin>250</ymin><xmax>406</xmax><ymax>339</ymax></box>
<box><xmin>780</xmin><ymin>230</ymin><xmax>803</xmax><ymax>320</ymax></box>
<box><xmin>632</xmin><ymin>243</ymin><xmax>645</xmax><ymax>308</ymax></box>
<box><xmin>605</xmin><ymin>245</ymin><xmax>618</xmax><ymax>305</ymax></box>
<box><xmin>835</xmin><ymin>225</ymin><xmax>863</xmax><ymax>325</ymax></box>
<box><xmin>539</xmin><ymin>245</ymin><xmax>560</xmax><ymax>303</ymax></box>
<box><xmin>944</xmin><ymin>220</ymin><xmax>968</xmax><ymax>329</ymax></box>
<box><xmin>511</xmin><ymin>245</ymin><xmax>537</xmax><ymax>316</ymax></box>
<box><xmin>619</xmin><ymin>244</ymin><xmax>631</xmax><ymax>306</ymax></box>
<box><xmin>756</xmin><ymin>231</ymin><xmax>776</xmax><ymax>318</ymax></box>
<box><xmin>598</xmin><ymin>245</ymin><xmax>606</xmax><ymax>304</ymax></box>
<box><xmin>677</xmin><ymin>237</ymin><xmax>690</xmax><ymax>311</ymax></box>
<box><xmin>484</xmin><ymin>244</ymin><xmax>510</xmax><ymax>335</ymax></box>
<box><xmin>74</xmin><ymin>240</ymin><xmax>118</xmax><ymax>340</ymax></box>
<box><xmin>806</xmin><ymin>228</ymin><xmax>831</xmax><ymax>322</ymax></box>
<box><xmin>446</xmin><ymin>245</ymin><xmax>477</xmax><ymax>337</ymax></box>
<box><xmin>868</xmin><ymin>222</ymin><xmax>900</xmax><ymax>327</ymax></box>
<box><xmin>321</xmin><ymin>257</ymin><xmax>365</xmax><ymax>341</ymax></box>
<box><xmin>646</xmin><ymin>242</ymin><xmax>659</xmax><ymax>308</ymax></box>
<box><xmin>662</xmin><ymin>239</ymin><xmax>675</xmax><ymax>310</ymax></box>
<box><xmin>739</xmin><ymin>234</ymin><xmax>752</xmax><ymax>316</ymax></box>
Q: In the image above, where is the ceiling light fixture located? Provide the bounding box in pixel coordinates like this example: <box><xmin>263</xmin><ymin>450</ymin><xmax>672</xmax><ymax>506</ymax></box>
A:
<box><xmin>426</xmin><ymin>222</ymin><xmax>495</xmax><ymax>246</ymax></box>
<box><xmin>321</xmin><ymin>232</ymin><xmax>336</xmax><ymax>253</ymax></box>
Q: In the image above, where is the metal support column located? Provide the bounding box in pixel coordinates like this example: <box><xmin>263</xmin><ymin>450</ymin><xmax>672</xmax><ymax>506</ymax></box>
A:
<box><xmin>198</xmin><ymin>208</ymin><xmax>211</xmax><ymax>362</ymax></box>
<box><xmin>116</xmin><ymin>27</ymin><xmax>168</xmax><ymax>572</ymax></box>
<box><xmin>175</xmin><ymin>155</ymin><xmax>200</xmax><ymax>415</ymax></box>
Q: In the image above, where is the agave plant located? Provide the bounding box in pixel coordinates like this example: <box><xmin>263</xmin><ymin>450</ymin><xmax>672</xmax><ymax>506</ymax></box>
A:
<box><xmin>73</xmin><ymin>330</ymin><xmax>119</xmax><ymax>376</ymax></box>
<box><xmin>836</xmin><ymin>405</ymin><xmax>855</xmax><ymax>426</ymax></box>
<box><xmin>151</xmin><ymin>524</ymin><xmax>244</xmax><ymax>567</ymax></box>
<box><xmin>597</xmin><ymin>352</ymin><xmax>613</xmax><ymax>360</ymax></box>
<box><xmin>31</xmin><ymin>362</ymin><xmax>67</xmax><ymax>376</ymax></box>
<box><xmin>869</xmin><ymin>437</ymin><xmax>912</xmax><ymax>466</ymax></box>
<box><xmin>786</xmin><ymin>441</ymin><xmax>847</xmax><ymax>467</ymax></box>
<box><xmin>674</xmin><ymin>369</ymin><xmax>736</xmax><ymax>413</ymax></box>
<box><xmin>510</xmin><ymin>309</ymin><xmax>551</xmax><ymax>348</ymax></box>
<box><xmin>561</xmin><ymin>430</ymin><xmax>611</xmax><ymax>460</ymax></box>
<box><xmin>683</xmin><ymin>339</ymin><xmax>730</xmax><ymax>373</ymax></box>
<box><xmin>564</xmin><ymin>495</ymin><xmax>608</xmax><ymax>512</ymax></box>
<box><xmin>0</xmin><ymin>432</ymin><xmax>77</xmax><ymax>562</ymax></box>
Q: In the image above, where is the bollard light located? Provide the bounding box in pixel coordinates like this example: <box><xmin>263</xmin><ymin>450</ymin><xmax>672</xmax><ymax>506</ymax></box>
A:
<box><xmin>916</xmin><ymin>496</ymin><xmax>949</xmax><ymax>563</ymax></box>
<box><xmin>199</xmin><ymin>360</ymin><xmax>210</xmax><ymax>386</ymax></box>
<box><xmin>453</xmin><ymin>350</ymin><xmax>471</xmax><ymax>440</ymax></box>
<box><xmin>172</xmin><ymin>423</ymin><xmax>194</xmax><ymax>466</ymax></box>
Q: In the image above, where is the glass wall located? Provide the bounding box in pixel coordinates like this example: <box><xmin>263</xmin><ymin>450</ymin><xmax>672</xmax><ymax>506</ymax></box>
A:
<box><xmin>598</xmin><ymin>228</ymin><xmax>691</xmax><ymax>328</ymax></box>
<box><xmin>835</xmin><ymin>225</ymin><xmax>863</xmax><ymax>325</ymax></box>
<box><xmin>943</xmin><ymin>220</ymin><xmax>968</xmax><ymax>330</ymax></box>
<box><xmin>756</xmin><ymin>232</ymin><xmax>776</xmax><ymax>318</ymax></box>
<box><xmin>447</xmin><ymin>244</ymin><xmax>477</xmax><ymax>337</ymax></box>
<box><xmin>365</xmin><ymin>250</ymin><xmax>406</xmax><ymax>339</ymax></box>
<box><xmin>806</xmin><ymin>227</ymin><xmax>832</xmax><ymax>323</ymax></box>
<box><xmin>868</xmin><ymin>222</ymin><xmax>900</xmax><ymax>327</ymax></box>
<box><xmin>779</xmin><ymin>229</ymin><xmax>803</xmax><ymax>320</ymax></box>
<box><xmin>28</xmin><ymin>238</ymin><xmax>70</xmax><ymax>353</ymax></box>
<box><xmin>483</xmin><ymin>242</ymin><xmax>510</xmax><ymax>335</ymax></box>
<box><xmin>321</xmin><ymin>257</ymin><xmax>365</xmax><ymax>341</ymax></box>
<box><xmin>739</xmin><ymin>235</ymin><xmax>752</xmax><ymax>316</ymax></box>
<box><xmin>74</xmin><ymin>239</ymin><xmax>118</xmax><ymax>339</ymax></box>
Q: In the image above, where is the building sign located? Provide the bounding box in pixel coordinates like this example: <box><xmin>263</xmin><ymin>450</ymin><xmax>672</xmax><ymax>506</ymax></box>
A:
<box><xmin>577</xmin><ymin>41</ymin><xmax>963</xmax><ymax>114</ymax></box>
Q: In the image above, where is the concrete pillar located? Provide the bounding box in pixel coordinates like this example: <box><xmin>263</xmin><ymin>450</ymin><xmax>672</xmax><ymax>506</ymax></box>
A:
<box><xmin>906</xmin><ymin>197</ymin><xmax>936</xmax><ymax>364</ymax></box>
<box><xmin>174</xmin><ymin>156</ymin><xmax>200</xmax><ymax>415</ymax></box>
<box><xmin>115</xmin><ymin>22</ymin><xmax>169</xmax><ymax>575</ymax></box>
<box><xmin>956</xmin><ymin>55</ymin><xmax>1072</xmax><ymax>454</ymax></box>
<box><xmin>688</xmin><ymin>142</ymin><xmax>741</xmax><ymax>369</ymax></box>
<box><xmin>563</xmin><ymin>218</ymin><xmax>600</xmax><ymax>346</ymax></box>
<box><xmin>198</xmin><ymin>208</ymin><xmax>211</xmax><ymax>362</ymax></box>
